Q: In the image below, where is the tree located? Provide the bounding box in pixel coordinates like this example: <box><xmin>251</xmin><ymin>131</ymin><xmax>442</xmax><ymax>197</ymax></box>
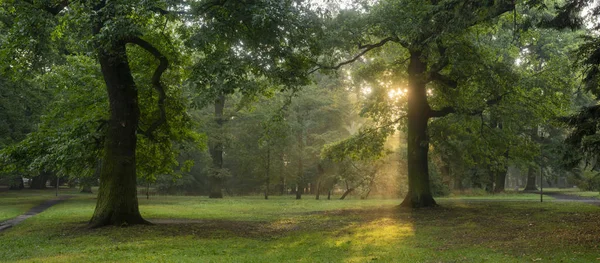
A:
<box><xmin>315</xmin><ymin>1</ymin><xmax>524</xmax><ymax>207</ymax></box>
<box><xmin>184</xmin><ymin>0</ymin><xmax>325</xmax><ymax>198</ymax></box>
<box><xmin>2</xmin><ymin>0</ymin><xmax>324</xmax><ymax>227</ymax></box>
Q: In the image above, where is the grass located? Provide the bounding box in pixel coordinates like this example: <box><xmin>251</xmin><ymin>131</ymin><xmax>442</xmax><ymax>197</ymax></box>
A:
<box><xmin>0</xmin><ymin>188</ymin><xmax>87</xmax><ymax>222</ymax></box>
<box><xmin>1</xmin><ymin>190</ymin><xmax>600</xmax><ymax>262</ymax></box>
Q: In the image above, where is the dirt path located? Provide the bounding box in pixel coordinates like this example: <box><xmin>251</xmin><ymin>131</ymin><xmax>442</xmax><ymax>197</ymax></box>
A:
<box><xmin>0</xmin><ymin>195</ymin><xmax>73</xmax><ymax>232</ymax></box>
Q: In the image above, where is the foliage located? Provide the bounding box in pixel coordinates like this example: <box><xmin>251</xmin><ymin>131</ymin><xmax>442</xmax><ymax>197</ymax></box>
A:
<box><xmin>570</xmin><ymin>168</ymin><xmax>600</xmax><ymax>191</ymax></box>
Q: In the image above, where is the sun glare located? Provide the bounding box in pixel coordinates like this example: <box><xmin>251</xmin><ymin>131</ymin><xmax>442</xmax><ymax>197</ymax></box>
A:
<box><xmin>388</xmin><ymin>88</ymin><xmax>407</xmax><ymax>99</ymax></box>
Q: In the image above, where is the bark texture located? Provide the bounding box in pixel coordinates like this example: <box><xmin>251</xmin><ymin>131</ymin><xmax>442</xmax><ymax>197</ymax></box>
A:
<box><xmin>400</xmin><ymin>51</ymin><xmax>437</xmax><ymax>208</ymax></box>
<box><xmin>89</xmin><ymin>43</ymin><xmax>148</xmax><ymax>227</ymax></box>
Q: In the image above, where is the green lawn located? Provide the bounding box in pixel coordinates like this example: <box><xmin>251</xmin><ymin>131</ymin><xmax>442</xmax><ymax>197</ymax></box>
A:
<box><xmin>1</xmin><ymin>191</ymin><xmax>599</xmax><ymax>262</ymax></box>
<box><xmin>0</xmin><ymin>188</ymin><xmax>86</xmax><ymax>222</ymax></box>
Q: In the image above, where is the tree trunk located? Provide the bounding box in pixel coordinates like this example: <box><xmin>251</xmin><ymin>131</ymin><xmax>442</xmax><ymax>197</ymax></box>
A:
<box><xmin>485</xmin><ymin>170</ymin><xmax>495</xmax><ymax>193</ymax></box>
<box><xmin>80</xmin><ymin>185</ymin><xmax>93</xmax><ymax>194</ymax></box>
<box><xmin>80</xmin><ymin>160</ymin><xmax>100</xmax><ymax>194</ymax></box>
<box><xmin>264</xmin><ymin>146</ymin><xmax>270</xmax><ymax>200</ymax></box>
<box><xmin>340</xmin><ymin>180</ymin><xmax>354</xmax><ymax>200</ymax></box>
<box><xmin>340</xmin><ymin>189</ymin><xmax>354</xmax><ymax>200</ymax></box>
<box><xmin>315</xmin><ymin>164</ymin><xmax>324</xmax><ymax>200</ymax></box>
<box><xmin>146</xmin><ymin>182</ymin><xmax>150</xmax><ymax>200</ymax></box>
<box><xmin>89</xmin><ymin>43</ymin><xmax>148</xmax><ymax>227</ymax></box>
<box><xmin>295</xmin><ymin>113</ymin><xmax>305</xmax><ymax>200</ymax></box>
<box><xmin>9</xmin><ymin>176</ymin><xmax>24</xmax><ymax>190</ymax></box>
<box><xmin>524</xmin><ymin>166</ymin><xmax>538</xmax><ymax>191</ymax></box>
<box><xmin>400</xmin><ymin>50</ymin><xmax>437</xmax><ymax>208</ymax></box>
<box><xmin>295</xmin><ymin>183</ymin><xmax>302</xmax><ymax>200</ymax></box>
<box><xmin>440</xmin><ymin>157</ymin><xmax>451</xmax><ymax>190</ymax></box>
<box><xmin>209</xmin><ymin>94</ymin><xmax>226</xmax><ymax>199</ymax></box>
<box><xmin>30</xmin><ymin>170</ymin><xmax>51</xmax><ymax>189</ymax></box>
<box><xmin>208</xmin><ymin>178</ymin><xmax>223</xmax><ymax>198</ymax></box>
<box><xmin>327</xmin><ymin>189</ymin><xmax>331</xmax><ymax>200</ymax></box>
<box><xmin>494</xmin><ymin>169</ymin><xmax>507</xmax><ymax>193</ymax></box>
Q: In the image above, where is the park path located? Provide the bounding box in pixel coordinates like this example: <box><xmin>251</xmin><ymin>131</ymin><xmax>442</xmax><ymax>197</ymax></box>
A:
<box><xmin>0</xmin><ymin>195</ymin><xmax>73</xmax><ymax>232</ymax></box>
<box><xmin>543</xmin><ymin>192</ymin><xmax>600</xmax><ymax>206</ymax></box>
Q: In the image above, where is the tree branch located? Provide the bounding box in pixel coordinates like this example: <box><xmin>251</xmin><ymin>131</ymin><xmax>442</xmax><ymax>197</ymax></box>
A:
<box><xmin>23</xmin><ymin>0</ymin><xmax>69</xmax><ymax>15</ymax></box>
<box><xmin>125</xmin><ymin>37</ymin><xmax>169</xmax><ymax>139</ymax></box>
<box><xmin>428</xmin><ymin>72</ymin><xmax>458</xmax><ymax>89</ymax></box>
<box><xmin>429</xmin><ymin>39</ymin><xmax>449</xmax><ymax>73</ymax></box>
<box><xmin>309</xmin><ymin>36</ymin><xmax>401</xmax><ymax>74</ymax></box>
<box><xmin>150</xmin><ymin>7</ymin><xmax>190</xmax><ymax>16</ymax></box>
<box><xmin>429</xmin><ymin>93</ymin><xmax>507</xmax><ymax>118</ymax></box>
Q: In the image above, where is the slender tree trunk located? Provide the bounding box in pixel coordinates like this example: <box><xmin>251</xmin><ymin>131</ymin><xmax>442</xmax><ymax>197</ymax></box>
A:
<box><xmin>280</xmin><ymin>175</ymin><xmax>286</xmax><ymax>195</ymax></box>
<box><xmin>327</xmin><ymin>189</ymin><xmax>331</xmax><ymax>200</ymax></box>
<box><xmin>295</xmin><ymin>183</ymin><xmax>302</xmax><ymax>200</ymax></box>
<box><xmin>81</xmin><ymin>160</ymin><xmax>100</xmax><ymax>194</ymax></box>
<box><xmin>315</xmin><ymin>181</ymin><xmax>321</xmax><ymax>200</ymax></box>
<box><xmin>146</xmin><ymin>182</ymin><xmax>150</xmax><ymax>200</ymax></box>
<box><xmin>340</xmin><ymin>189</ymin><xmax>354</xmax><ymax>200</ymax></box>
<box><xmin>209</xmin><ymin>94</ymin><xmax>226</xmax><ymax>199</ymax></box>
<box><xmin>315</xmin><ymin>164</ymin><xmax>324</xmax><ymax>200</ymax></box>
<box><xmin>400</xmin><ymin>50</ymin><xmax>437</xmax><ymax>208</ymax></box>
<box><xmin>524</xmin><ymin>166</ymin><xmax>538</xmax><ymax>191</ymax></box>
<box><xmin>440</xmin><ymin>157</ymin><xmax>451</xmax><ymax>190</ymax></box>
<box><xmin>340</xmin><ymin>180</ymin><xmax>354</xmax><ymax>200</ymax></box>
<box><xmin>362</xmin><ymin>171</ymin><xmax>377</xmax><ymax>199</ymax></box>
<box><xmin>264</xmin><ymin>146</ymin><xmax>270</xmax><ymax>200</ymax></box>
<box><xmin>89</xmin><ymin>43</ymin><xmax>148</xmax><ymax>227</ymax></box>
<box><xmin>486</xmin><ymin>170</ymin><xmax>495</xmax><ymax>193</ymax></box>
<box><xmin>295</xmin><ymin>122</ymin><xmax>304</xmax><ymax>200</ymax></box>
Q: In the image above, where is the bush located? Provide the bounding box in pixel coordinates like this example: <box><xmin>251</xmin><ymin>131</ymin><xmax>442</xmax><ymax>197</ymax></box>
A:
<box><xmin>572</xmin><ymin>169</ymin><xmax>600</xmax><ymax>191</ymax></box>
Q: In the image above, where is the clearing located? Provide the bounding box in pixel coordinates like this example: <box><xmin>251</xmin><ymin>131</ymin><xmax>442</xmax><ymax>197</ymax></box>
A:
<box><xmin>1</xmin><ymin>189</ymin><xmax>599</xmax><ymax>262</ymax></box>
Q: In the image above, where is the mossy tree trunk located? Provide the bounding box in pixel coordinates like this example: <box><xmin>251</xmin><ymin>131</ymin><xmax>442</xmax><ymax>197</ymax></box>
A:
<box><xmin>89</xmin><ymin>43</ymin><xmax>148</xmax><ymax>227</ymax></box>
<box><xmin>400</xmin><ymin>50</ymin><xmax>437</xmax><ymax>208</ymax></box>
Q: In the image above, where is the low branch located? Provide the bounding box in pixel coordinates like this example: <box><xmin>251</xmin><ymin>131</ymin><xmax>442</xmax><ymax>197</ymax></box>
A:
<box><xmin>308</xmin><ymin>36</ymin><xmax>400</xmax><ymax>74</ymax></box>
<box><xmin>126</xmin><ymin>37</ymin><xmax>169</xmax><ymax>139</ymax></box>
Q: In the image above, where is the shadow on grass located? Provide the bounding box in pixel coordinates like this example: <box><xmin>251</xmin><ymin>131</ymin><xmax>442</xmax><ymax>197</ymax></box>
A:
<box><xmin>3</xmin><ymin>199</ymin><xmax>600</xmax><ymax>262</ymax></box>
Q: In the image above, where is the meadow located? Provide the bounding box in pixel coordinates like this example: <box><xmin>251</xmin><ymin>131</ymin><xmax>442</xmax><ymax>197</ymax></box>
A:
<box><xmin>0</xmin><ymin>189</ymin><xmax>599</xmax><ymax>262</ymax></box>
